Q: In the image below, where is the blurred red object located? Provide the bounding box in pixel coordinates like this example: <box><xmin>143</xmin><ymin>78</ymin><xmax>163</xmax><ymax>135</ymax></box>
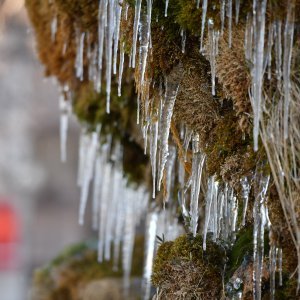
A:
<box><xmin>0</xmin><ymin>201</ymin><xmax>20</xmax><ymax>270</ymax></box>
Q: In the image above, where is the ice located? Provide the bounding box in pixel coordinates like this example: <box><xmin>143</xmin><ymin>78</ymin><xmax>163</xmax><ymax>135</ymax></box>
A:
<box><xmin>157</xmin><ymin>76</ymin><xmax>180</xmax><ymax>191</ymax></box>
<box><xmin>132</xmin><ymin>0</ymin><xmax>142</xmax><ymax>68</ymax></box>
<box><xmin>207</xmin><ymin>19</ymin><xmax>218</xmax><ymax>95</ymax></box>
<box><xmin>105</xmin><ymin>0</ymin><xmax>116</xmax><ymax>113</ymax></box>
<box><xmin>200</xmin><ymin>0</ymin><xmax>208</xmax><ymax>52</ymax></box>
<box><xmin>241</xmin><ymin>177</ymin><xmax>251</xmax><ymax>226</ymax></box>
<box><xmin>220</xmin><ymin>0</ymin><xmax>226</xmax><ymax>34</ymax></box>
<box><xmin>164</xmin><ymin>146</ymin><xmax>176</xmax><ymax>204</ymax></box>
<box><xmin>113</xmin><ymin>1</ymin><xmax>122</xmax><ymax>75</ymax></box>
<box><xmin>78</xmin><ymin>131</ymin><xmax>99</xmax><ymax>225</ymax></box>
<box><xmin>189</xmin><ymin>134</ymin><xmax>205</xmax><ymax>237</ymax></box>
<box><xmin>118</xmin><ymin>41</ymin><xmax>125</xmax><ymax>96</ymax></box>
<box><xmin>143</xmin><ymin>212</ymin><xmax>158</xmax><ymax>300</ymax></box>
<box><xmin>235</xmin><ymin>0</ymin><xmax>240</xmax><ymax>24</ymax></box>
<box><xmin>165</xmin><ymin>0</ymin><xmax>169</xmax><ymax>17</ymax></box>
<box><xmin>59</xmin><ymin>94</ymin><xmax>71</xmax><ymax>163</ymax></box>
<box><xmin>51</xmin><ymin>15</ymin><xmax>57</xmax><ymax>42</ymax></box>
<box><xmin>181</xmin><ymin>28</ymin><xmax>186</xmax><ymax>53</ymax></box>
<box><xmin>249</xmin><ymin>0</ymin><xmax>267</xmax><ymax>151</ymax></box>
<box><xmin>75</xmin><ymin>31</ymin><xmax>85</xmax><ymax>81</ymax></box>
<box><xmin>227</xmin><ymin>0</ymin><xmax>232</xmax><ymax>47</ymax></box>
<box><xmin>150</xmin><ymin>114</ymin><xmax>158</xmax><ymax>198</ymax></box>
<box><xmin>253</xmin><ymin>174</ymin><xmax>270</xmax><ymax>300</ymax></box>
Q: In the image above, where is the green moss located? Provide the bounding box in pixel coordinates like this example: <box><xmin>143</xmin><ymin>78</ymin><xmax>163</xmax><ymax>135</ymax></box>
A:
<box><xmin>152</xmin><ymin>234</ymin><xmax>225</xmax><ymax>298</ymax></box>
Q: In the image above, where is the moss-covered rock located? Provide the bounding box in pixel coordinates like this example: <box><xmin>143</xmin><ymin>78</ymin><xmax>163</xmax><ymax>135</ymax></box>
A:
<box><xmin>152</xmin><ymin>234</ymin><xmax>225</xmax><ymax>299</ymax></box>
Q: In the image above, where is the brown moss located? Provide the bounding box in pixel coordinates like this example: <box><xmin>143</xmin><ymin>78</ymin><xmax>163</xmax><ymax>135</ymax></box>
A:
<box><xmin>152</xmin><ymin>235</ymin><xmax>225</xmax><ymax>299</ymax></box>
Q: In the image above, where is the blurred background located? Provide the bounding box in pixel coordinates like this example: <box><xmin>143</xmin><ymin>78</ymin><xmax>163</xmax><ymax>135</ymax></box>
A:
<box><xmin>0</xmin><ymin>1</ymin><xmax>93</xmax><ymax>299</ymax></box>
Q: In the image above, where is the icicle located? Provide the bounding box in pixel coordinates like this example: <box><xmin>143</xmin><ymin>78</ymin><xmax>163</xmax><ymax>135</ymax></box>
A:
<box><xmin>227</xmin><ymin>0</ymin><xmax>233</xmax><ymax>47</ymax></box>
<box><xmin>250</xmin><ymin>0</ymin><xmax>267</xmax><ymax>151</ymax></box>
<box><xmin>75</xmin><ymin>31</ymin><xmax>85</xmax><ymax>81</ymax></box>
<box><xmin>253</xmin><ymin>174</ymin><xmax>270</xmax><ymax>300</ymax></box>
<box><xmin>265</xmin><ymin>22</ymin><xmax>274</xmax><ymax>80</ymax></box>
<box><xmin>118</xmin><ymin>41</ymin><xmax>125</xmax><ymax>96</ymax></box>
<box><xmin>97</xmin><ymin>0</ymin><xmax>107</xmax><ymax>93</ymax></box>
<box><xmin>203</xmin><ymin>177</ymin><xmax>214</xmax><ymax>250</ymax></box>
<box><xmin>269</xmin><ymin>241</ymin><xmax>277</xmax><ymax>300</ymax></box>
<box><xmin>164</xmin><ymin>146</ymin><xmax>176</xmax><ymax>204</ymax></box>
<box><xmin>283</xmin><ymin>2</ymin><xmax>295</xmax><ymax>139</ymax></box>
<box><xmin>190</xmin><ymin>133</ymin><xmax>205</xmax><ymax>237</ymax></box>
<box><xmin>105</xmin><ymin>0</ymin><xmax>116</xmax><ymax>113</ymax></box>
<box><xmin>208</xmin><ymin>19</ymin><xmax>218</xmax><ymax>95</ymax></box>
<box><xmin>181</xmin><ymin>28</ymin><xmax>186</xmax><ymax>53</ymax></box>
<box><xmin>139</xmin><ymin>0</ymin><xmax>152</xmax><ymax>89</ymax></box>
<box><xmin>241</xmin><ymin>177</ymin><xmax>251</xmax><ymax>226</ymax></box>
<box><xmin>157</xmin><ymin>75</ymin><xmax>181</xmax><ymax>191</ymax></box>
<box><xmin>220</xmin><ymin>0</ymin><xmax>226</xmax><ymax>34</ymax></box>
<box><xmin>278</xmin><ymin>247</ymin><xmax>283</xmax><ymax>286</ymax></box>
<box><xmin>92</xmin><ymin>153</ymin><xmax>102</xmax><ymax>230</ymax></box>
<box><xmin>131</xmin><ymin>0</ymin><xmax>142</xmax><ymax>68</ymax></box>
<box><xmin>113</xmin><ymin>1</ymin><xmax>122</xmax><ymax>75</ymax></box>
<box><xmin>164</xmin><ymin>0</ymin><xmax>169</xmax><ymax>17</ymax></box>
<box><xmin>244</xmin><ymin>13</ymin><xmax>253</xmax><ymax>61</ymax></box>
<box><xmin>79</xmin><ymin>131</ymin><xmax>99</xmax><ymax>225</ymax></box>
<box><xmin>200</xmin><ymin>0</ymin><xmax>208</xmax><ymax>52</ymax></box>
<box><xmin>196</xmin><ymin>0</ymin><xmax>200</xmax><ymax>9</ymax></box>
<box><xmin>150</xmin><ymin>114</ymin><xmax>158</xmax><ymax>198</ymax></box>
<box><xmin>51</xmin><ymin>15</ymin><xmax>57</xmax><ymax>42</ymax></box>
<box><xmin>143</xmin><ymin>212</ymin><xmax>158</xmax><ymax>300</ymax></box>
<box><xmin>274</xmin><ymin>20</ymin><xmax>282</xmax><ymax>86</ymax></box>
<box><xmin>235</xmin><ymin>0</ymin><xmax>240</xmax><ymax>24</ymax></box>
<box><xmin>59</xmin><ymin>95</ymin><xmax>70</xmax><ymax>163</ymax></box>
<box><xmin>122</xmin><ymin>195</ymin><xmax>136</xmax><ymax>294</ymax></box>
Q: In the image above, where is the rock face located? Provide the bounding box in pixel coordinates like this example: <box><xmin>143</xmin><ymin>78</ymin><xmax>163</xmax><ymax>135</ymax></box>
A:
<box><xmin>25</xmin><ymin>0</ymin><xmax>300</xmax><ymax>299</ymax></box>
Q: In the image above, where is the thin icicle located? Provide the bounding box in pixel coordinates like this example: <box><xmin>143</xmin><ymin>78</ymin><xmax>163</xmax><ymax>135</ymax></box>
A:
<box><xmin>203</xmin><ymin>177</ymin><xmax>214</xmax><ymax>250</ymax></box>
<box><xmin>227</xmin><ymin>0</ymin><xmax>233</xmax><ymax>47</ymax></box>
<box><xmin>118</xmin><ymin>41</ymin><xmax>125</xmax><ymax>96</ymax></box>
<box><xmin>105</xmin><ymin>0</ymin><xmax>116</xmax><ymax>113</ymax></box>
<box><xmin>208</xmin><ymin>19</ymin><xmax>218</xmax><ymax>95</ymax></box>
<box><xmin>241</xmin><ymin>177</ymin><xmax>251</xmax><ymax>226</ymax></box>
<box><xmin>164</xmin><ymin>146</ymin><xmax>176</xmax><ymax>204</ymax></box>
<box><xmin>220</xmin><ymin>0</ymin><xmax>226</xmax><ymax>34</ymax></box>
<box><xmin>51</xmin><ymin>15</ymin><xmax>57</xmax><ymax>42</ymax></box>
<box><xmin>235</xmin><ymin>0</ymin><xmax>240</xmax><ymax>24</ymax></box>
<box><xmin>269</xmin><ymin>241</ymin><xmax>277</xmax><ymax>300</ymax></box>
<box><xmin>75</xmin><ymin>31</ymin><xmax>85</xmax><ymax>81</ymax></box>
<box><xmin>59</xmin><ymin>95</ymin><xmax>70</xmax><ymax>163</ymax></box>
<box><xmin>181</xmin><ymin>28</ymin><xmax>186</xmax><ymax>53</ymax></box>
<box><xmin>143</xmin><ymin>212</ymin><xmax>158</xmax><ymax>300</ymax></box>
<box><xmin>200</xmin><ymin>0</ymin><xmax>208</xmax><ymax>52</ymax></box>
<box><xmin>113</xmin><ymin>1</ymin><xmax>122</xmax><ymax>75</ymax></box>
<box><xmin>92</xmin><ymin>152</ymin><xmax>102</xmax><ymax>230</ymax></box>
<box><xmin>150</xmin><ymin>114</ymin><xmax>158</xmax><ymax>198</ymax></box>
<box><xmin>164</xmin><ymin>0</ymin><xmax>169</xmax><ymax>17</ymax></box>
<box><xmin>278</xmin><ymin>247</ymin><xmax>283</xmax><ymax>286</ymax></box>
<box><xmin>132</xmin><ymin>0</ymin><xmax>142</xmax><ymax>68</ymax></box>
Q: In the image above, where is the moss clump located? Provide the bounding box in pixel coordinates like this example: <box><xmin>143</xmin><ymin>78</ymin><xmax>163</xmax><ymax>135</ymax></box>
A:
<box><xmin>152</xmin><ymin>234</ymin><xmax>225</xmax><ymax>299</ymax></box>
<box><xmin>32</xmin><ymin>237</ymin><xmax>144</xmax><ymax>300</ymax></box>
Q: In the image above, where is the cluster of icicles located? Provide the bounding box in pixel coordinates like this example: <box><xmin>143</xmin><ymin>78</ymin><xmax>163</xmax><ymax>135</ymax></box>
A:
<box><xmin>51</xmin><ymin>0</ymin><xmax>299</xmax><ymax>299</ymax></box>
